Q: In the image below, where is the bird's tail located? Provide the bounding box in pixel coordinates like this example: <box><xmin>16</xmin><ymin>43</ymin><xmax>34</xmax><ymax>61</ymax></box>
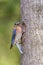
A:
<box><xmin>10</xmin><ymin>44</ymin><xmax>13</xmax><ymax>49</ymax></box>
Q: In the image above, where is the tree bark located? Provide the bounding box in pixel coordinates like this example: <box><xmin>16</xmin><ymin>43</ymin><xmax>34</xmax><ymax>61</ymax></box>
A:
<box><xmin>20</xmin><ymin>0</ymin><xmax>43</xmax><ymax>65</ymax></box>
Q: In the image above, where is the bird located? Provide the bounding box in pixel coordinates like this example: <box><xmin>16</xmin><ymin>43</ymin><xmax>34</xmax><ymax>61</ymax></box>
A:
<box><xmin>10</xmin><ymin>22</ymin><xmax>23</xmax><ymax>54</ymax></box>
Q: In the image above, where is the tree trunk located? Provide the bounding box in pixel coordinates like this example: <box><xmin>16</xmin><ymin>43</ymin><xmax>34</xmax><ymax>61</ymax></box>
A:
<box><xmin>20</xmin><ymin>0</ymin><xmax>43</xmax><ymax>65</ymax></box>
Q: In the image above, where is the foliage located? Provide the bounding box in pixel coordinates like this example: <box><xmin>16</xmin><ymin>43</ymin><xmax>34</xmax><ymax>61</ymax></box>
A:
<box><xmin>0</xmin><ymin>0</ymin><xmax>20</xmax><ymax>22</ymax></box>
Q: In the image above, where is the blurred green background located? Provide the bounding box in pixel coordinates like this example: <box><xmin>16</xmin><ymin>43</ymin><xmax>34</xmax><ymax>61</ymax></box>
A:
<box><xmin>0</xmin><ymin>0</ymin><xmax>20</xmax><ymax>65</ymax></box>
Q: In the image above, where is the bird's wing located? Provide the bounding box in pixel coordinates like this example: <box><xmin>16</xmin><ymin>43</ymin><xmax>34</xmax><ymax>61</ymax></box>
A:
<box><xmin>11</xmin><ymin>29</ymin><xmax>16</xmax><ymax>44</ymax></box>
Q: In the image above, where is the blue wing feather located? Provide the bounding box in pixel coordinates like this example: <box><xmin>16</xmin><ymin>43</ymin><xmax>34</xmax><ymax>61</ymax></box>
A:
<box><xmin>11</xmin><ymin>29</ymin><xmax>16</xmax><ymax>45</ymax></box>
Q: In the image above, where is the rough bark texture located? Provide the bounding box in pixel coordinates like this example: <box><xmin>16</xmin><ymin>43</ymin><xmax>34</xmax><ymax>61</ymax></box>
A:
<box><xmin>20</xmin><ymin>0</ymin><xmax>43</xmax><ymax>65</ymax></box>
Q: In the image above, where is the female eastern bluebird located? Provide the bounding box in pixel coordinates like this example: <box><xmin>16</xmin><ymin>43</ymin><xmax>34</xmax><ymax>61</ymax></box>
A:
<box><xmin>10</xmin><ymin>23</ymin><xmax>23</xmax><ymax>54</ymax></box>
